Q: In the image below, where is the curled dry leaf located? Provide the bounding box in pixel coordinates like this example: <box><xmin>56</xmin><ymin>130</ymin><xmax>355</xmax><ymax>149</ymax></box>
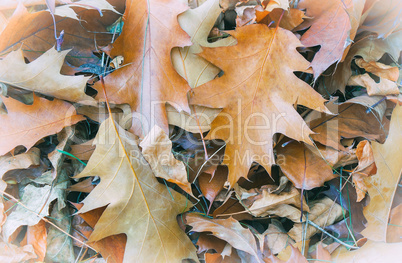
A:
<box><xmin>174</xmin><ymin>0</ymin><xmax>235</xmax><ymax>89</ymax></box>
<box><xmin>0</xmin><ymin>242</ymin><xmax>37</xmax><ymax>263</ymax></box>
<box><xmin>352</xmin><ymin>140</ymin><xmax>377</xmax><ymax>202</ymax></box>
<box><xmin>348</xmin><ymin>73</ymin><xmax>399</xmax><ymax>96</ymax></box>
<box><xmin>297</xmin><ymin>0</ymin><xmax>352</xmax><ymax>77</ymax></box>
<box><xmin>306</xmin><ymin>95</ymin><xmax>388</xmax><ymax>151</ymax></box>
<box><xmin>361</xmin><ymin>104</ymin><xmax>402</xmax><ymax>242</ymax></box>
<box><xmin>355</xmin><ymin>58</ymin><xmax>399</xmax><ymax>81</ymax></box>
<box><xmin>75</xmin><ymin>118</ymin><xmax>197</xmax><ymax>263</ymax></box>
<box><xmin>323</xmin><ymin>33</ymin><xmax>401</xmax><ymax>94</ymax></box>
<box><xmin>277</xmin><ymin>141</ymin><xmax>357</xmax><ymax>190</ymax></box>
<box><xmin>235</xmin><ymin>184</ymin><xmax>308</xmax><ymax>222</ymax></box>
<box><xmin>288</xmin><ymin>197</ymin><xmax>343</xmax><ymax>242</ymax></box>
<box><xmin>140</xmin><ymin>125</ymin><xmax>192</xmax><ymax>195</ymax></box>
<box><xmin>94</xmin><ymin>0</ymin><xmax>192</xmax><ymax>137</ymax></box>
<box><xmin>190</xmin><ymin>24</ymin><xmax>328</xmax><ymax>187</ymax></box>
<box><xmin>2</xmin><ymin>184</ymin><xmax>60</xmax><ymax>241</ymax></box>
<box><xmin>0</xmin><ymin>147</ymin><xmax>40</xmax><ymax>190</ymax></box>
<box><xmin>186</xmin><ymin>213</ymin><xmax>262</xmax><ymax>262</ymax></box>
<box><xmin>0</xmin><ymin>94</ymin><xmax>84</xmax><ymax>156</ymax></box>
<box><xmin>258</xmin><ymin>219</ymin><xmax>293</xmax><ymax>255</ymax></box>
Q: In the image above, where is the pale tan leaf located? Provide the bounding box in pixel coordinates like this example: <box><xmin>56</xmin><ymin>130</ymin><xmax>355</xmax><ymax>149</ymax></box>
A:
<box><xmin>331</xmin><ymin>240</ymin><xmax>402</xmax><ymax>262</ymax></box>
<box><xmin>235</xmin><ymin>185</ymin><xmax>308</xmax><ymax>221</ymax></box>
<box><xmin>2</xmin><ymin>184</ymin><xmax>59</xmax><ymax>241</ymax></box>
<box><xmin>355</xmin><ymin>58</ymin><xmax>399</xmax><ymax>81</ymax></box>
<box><xmin>0</xmin><ymin>243</ymin><xmax>37</xmax><ymax>263</ymax></box>
<box><xmin>166</xmin><ymin>104</ymin><xmax>221</xmax><ymax>133</ymax></box>
<box><xmin>171</xmin><ymin>0</ymin><xmax>235</xmax><ymax>132</ymax></box>
<box><xmin>53</xmin><ymin>0</ymin><xmax>120</xmax><ymax>20</ymax></box>
<box><xmin>0</xmin><ymin>147</ymin><xmax>40</xmax><ymax>182</ymax></box>
<box><xmin>288</xmin><ymin>197</ymin><xmax>343</xmax><ymax>242</ymax></box>
<box><xmin>186</xmin><ymin>213</ymin><xmax>262</xmax><ymax>262</ymax></box>
<box><xmin>75</xmin><ymin>118</ymin><xmax>197</xmax><ymax>263</ymax></box>
<box><xmin>0</xmin><ymin>47</ymin><xmax>94</xmax><ymax>104</ymax></box>
<box><xmin>348</xmin><ymin>73</ymin><xmax>399</xmax><ymax>96</ymax></box>
<box><xmin>361</xmin><ymin>104</ymin><xmax>402</xmax><ymax>241</ymax></box>
<box><xmin>140</xmin><ymin>125</ymin><xmax>192</xmax><ymax>195</ymax></box>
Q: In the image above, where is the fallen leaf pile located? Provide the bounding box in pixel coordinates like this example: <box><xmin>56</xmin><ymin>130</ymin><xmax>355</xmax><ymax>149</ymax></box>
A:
<box><xmin>0</xmin><ymin>0</ymin><xmax>401</xmax><ymax>262</ymax></box>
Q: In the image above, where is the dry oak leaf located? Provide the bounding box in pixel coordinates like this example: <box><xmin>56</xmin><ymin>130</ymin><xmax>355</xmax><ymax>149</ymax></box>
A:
<box><xmin>341</xmin><ymin>0</ymin><xmax>366</xmax><ymax>60</ymax></box>
<box><xmin>0</xmin><ymin>2</ymin><xmax>123</xmax><ymax>74</ymax></box>
<box><xmin>355</xmin><ymin>58</ymin><xmax>399</xmax><ymax>82</ymax></box>
<box><xmin>0</xmin><ymin>94</ymin><xmax>84</xmax><ymax>156</ymax></box>
<box><xmin>358</xmin><ymin>0</ymin><xmax>402</xmax><ymax>38</ymax></box>
<box><xmin>72</xmin><ymin>203</ymin><xmax>126</xmax><ymax>263</ymax></box>
<box><xmin>75</xmin><ymin>118</ymin><xmax>198</xmax><ymax>263</ymax></box>
<box><xmin>0</xmin><ymin>242</ymin><xmax>37</xmax><ymax>263</ymax></box>
<box><xmin>190</xmin><ymin>24</ymin><xmax>328</xmax><ymax>187</ymax></box>
<box><xmin>53</xmin><ymin>0</ymin><xmax>120</xmax><ymax>20</ymax></box>
<box><xmin>140</xmin><ymin>125</ymin><xmax>192</xmax><ymax>195</ymax></box>
<box><xmin>331</xmin><ymin>240</ymin><xmax>402</xmax><ymax>262</ymax></box>
<box><xmin>235</xmin><ymin>184</ymin><xmax>309</xmax><ymax>222</ymax></box>
<box><xmin>171</xmin><ymin>0</ymin><xmax>231</xmax><ymax>133</ymax></box>
<box><xmin>94</xmin><ymin>0</ymin><xmax>192</xmax><ymax>137</ymax></box>
<box><xmin>0</xmin><ymin>147</ymin><xmax>40</xmax><ymax>189</ymax></box>
<box><xmin>254</xmin><ymin>0</ymin><xmax>291</xmax><ymax>24</ymax></box>
<box><xmin>174</xmin><ymin>0</ymin><xmax>235</xmax><ymax>89</ymax></box>
<box><xmin>352</xmin><ymin>140</ymin><xmax>377</xmax><ymax>202</ymax></box>
<box><xmin>277</xmin><ymin>141</ymin><xmax>357</xmax><ymax>190</ymax></box>
<box><xmin>297</xmin><ymin>0</ymin><xmax>352</xmax><ymax>77</ymax></box>
<box><xmin>264</xmin><ymin>244</ymin><xmax>308</xmax><ymax>263</ymax></box>
<box><xmin>166</xmin><ymin>104</ymin><xmax>221</xmax><ymax>133</ymax></box>
<box><xmin>361</xmin><ymin>104</ymin><xmax>402</xmax><ymax>242</ymax></box>
<box><xmin>288</xmin><ymin>196</ymin><xmax>343</xmax><ymax>242</ymax></box>
<box><xmin>26</xmin><ymin>220</ymin><xmax>47</xmax><ymax>262</ymax></box>
<box><xmin>0</xmin><ymin>47</ymin><xmax>94</xmax><ymax>103</ymax></box>
<box><xmin>387</xmin><ymin>204</ymin><xmax>402</xmax><ymax>243</ymax></box>
<box><xmin>323</xmin><ymin>33</ymin><xmax>402</xmax><ymax>95</ymax></box>
<box><xmin>348</xmin><ymin>73</ymin><xmax>400</xmax><ymax>96</ymax></box>
<box><xmin>186</xmin><ymin>213</ymin><xmax>262</xmax><ymax>262</ymax></box>
<box><xmin>306</xmin><ymin>95</ymin><xmax>388</xmax><ymax>151</ymax></box>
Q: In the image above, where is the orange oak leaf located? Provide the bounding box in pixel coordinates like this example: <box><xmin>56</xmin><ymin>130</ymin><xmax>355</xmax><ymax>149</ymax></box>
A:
<box><xmin>297</xmin><ymin>0</ymin><xmax>352</xmax><ymax>77</ymax></box>
<box><xmin>190</xmin><ymin>24</ymin><xmax>328</xmax><ymax>187</ymax></box>
<box><xmin>94</xmin><ymin>0</ymin><xmax>192</xmax><ymax>137</ymax></box>
<box><xmin>0</xmin><ymin>94</ymin><xmax>84</xmax><ymax>156</ymax></box>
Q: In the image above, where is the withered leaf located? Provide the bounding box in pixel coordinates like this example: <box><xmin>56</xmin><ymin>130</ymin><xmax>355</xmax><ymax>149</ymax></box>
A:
<box><xmin>0</xmin><ymin>94</ymin><xmax>84</xmax><ymax>156</ymax></box>
<box><xmin>75</xmin><ymin>118</ymin><xmax>197</xmax><ymax>263</ymax></box>
<box><xmin>190</xmin><ymin>24</ymin><xmax>328</xmax><ymax>186</ymax></box>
